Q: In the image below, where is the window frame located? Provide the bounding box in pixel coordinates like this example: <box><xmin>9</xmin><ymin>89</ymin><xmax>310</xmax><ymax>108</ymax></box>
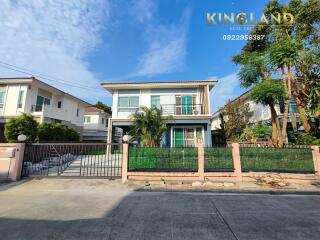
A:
<box><xmin>151</xmin><ymin>95</ymin><xmax>160</xmax><ymax>109</ymax></box>
<box><xmin>0</xmin><ymin>91</ymin><xmax>6</xmax><ymax>109</ymax></box>
<box><xmin>17</xmin><ymin>90</ymin><xmax>25</xmax><ymax>108</ymax></box>
<box><xmin>118</xmin><ymin>96</ymin><xmax>139</xmax><ymax>112</ymax></box>
<box><xmin>84</xmin><ymin>116</ymin><xmax>91</xmax><ymax>123</ymax></box>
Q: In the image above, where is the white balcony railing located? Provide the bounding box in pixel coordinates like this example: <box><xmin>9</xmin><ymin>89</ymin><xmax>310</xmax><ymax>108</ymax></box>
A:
<box><xmin>160</xmin><ymin>104</ymin><xmax>204</xmax><ymax>115</ymax></box>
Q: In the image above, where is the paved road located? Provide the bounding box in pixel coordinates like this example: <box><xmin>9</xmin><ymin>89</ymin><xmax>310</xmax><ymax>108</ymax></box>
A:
<box><xmin>0</xmin><ymin>179</ymin><xmax>319</xmax><ymax>240</ymax></box>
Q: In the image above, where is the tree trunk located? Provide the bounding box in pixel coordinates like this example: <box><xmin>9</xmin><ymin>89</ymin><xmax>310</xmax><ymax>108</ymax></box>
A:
<box><xmin>268</xmin><ymin>102</ymin><xmax>279</xmax><ymax>146</ymax></box>
<box><xmin>292</xmin><ymin>91</ymin><xmax>311</xmax><ymax>132</ymax></box>
<box><xmin>280</xmin><ymin>65</ymin><xmax>292</xmax><ymax>146</ymax></box>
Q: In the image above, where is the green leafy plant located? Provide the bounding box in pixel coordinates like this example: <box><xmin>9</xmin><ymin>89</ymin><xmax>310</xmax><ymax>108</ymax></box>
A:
<box><xmin>129</xmin><ymin>107</ymin><xmax>170</xmax><ymax>147</ymax></box>
<box><xmin>38</xmin><ymin>123</ymin><xmax>80</xmax><ymax>142</ymax></box>
<box><xmin>4</xmin><ymin>114</ymin><xmax>38</xmax><ymax>143</ymax></box>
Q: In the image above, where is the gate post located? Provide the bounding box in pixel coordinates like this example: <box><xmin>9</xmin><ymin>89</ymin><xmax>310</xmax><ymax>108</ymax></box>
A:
<box><xmin>122</xmin><ymin>143</ymin><xmax>128</xmax><ymax>183</ymax></box>
<box><xmin>232</xmin><ymin>143</ymin><xmax>242</xmax><ymax>182</ymax></box>
<box><xmin>311</xmin><ymin>145</ymin><xmax>320</xmax><ymax>178</ymax></box>
<box><xmin>198</xmin><ymin>140</ymin><xmax>205</xmax><ymax>182</ymax></box>
<box><xmin>10</xmin><ymin>143</ymin><xmax>25</xmax><ymax>181</ymax></box>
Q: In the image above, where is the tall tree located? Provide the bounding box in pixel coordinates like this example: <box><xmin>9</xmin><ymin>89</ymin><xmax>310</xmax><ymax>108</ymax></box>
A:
<box><xmin>233</xmin><ymin>0</ymin><xmax>320</xmax><ymax>145</ymax></box>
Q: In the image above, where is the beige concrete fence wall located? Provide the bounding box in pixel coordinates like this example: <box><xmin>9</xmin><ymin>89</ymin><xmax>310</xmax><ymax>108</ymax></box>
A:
<box><xmin>122</xmin><ymin>143</ymin><xmax>320</xmax><ymax>184</ymax></box>
<box><xmin>0</xmin><ymin>143</ymin><xmax>25</xmax><ymax>181</ymax></box>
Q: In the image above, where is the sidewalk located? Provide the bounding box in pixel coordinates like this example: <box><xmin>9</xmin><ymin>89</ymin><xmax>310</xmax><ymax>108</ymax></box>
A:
<box><xmin>126</xmin><ymin>180</ymin><xmax>320</xmax><ymax>194</ymax></box>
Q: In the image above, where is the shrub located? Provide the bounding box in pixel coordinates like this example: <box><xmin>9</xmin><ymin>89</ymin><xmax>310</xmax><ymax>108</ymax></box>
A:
<box><xmin>65</xmin><ymin>128</ymin><xmax>80</xmax><ymax>141</ymax></box>
<box><xmin>4</xmin><ymin>114</ymin><xmax>38</xmax><ymax>142</ymax></box>
<box><xmin>38</xmin><ymin>123</ymin><xmax>80</xmax><ymax>142</ymax></box>
<box><xmin>291</xmin><ymin>132</ymin><xmax>320</xmax><ymax>145</ymax></box>
<box><xmin>240</xmin><ymin>123</ymin><xmax>272</xmax><ymax>142</ymax></box>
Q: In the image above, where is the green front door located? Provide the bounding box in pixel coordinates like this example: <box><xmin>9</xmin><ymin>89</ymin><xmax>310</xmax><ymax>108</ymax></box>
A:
<box><xmin>182</xmin><ymin>96</ymin><xmax>192</xmax><ymax>115</ymax></box>
<box><xmin>174</xmin><ymin>128</ymin><xmax>184</xmax><ymax>147</ymax></box>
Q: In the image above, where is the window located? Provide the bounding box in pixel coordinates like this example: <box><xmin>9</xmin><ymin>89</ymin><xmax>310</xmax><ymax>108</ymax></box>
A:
<box><xmin>57</xmin><ymin>101</ymin><xmax>62</xmax><ymax>108</ymax></box>
<box><xmin>17</xmin><ymin>90</ymin><xmax>24</xmax><ymax>108</ymax></box>
<box><xmin>173</xmin><ymin>127</ymin><xmax>203</xmax><ymax>147</ymax></box>
<box><xmin>84</xmin><ymin>116</ymin><xmax>91</xmax><ymax>123</ymax></box>
<box><xmin>118</xmin><ymin>96</ymin><xmax>139</xmax><ymax>112</ymax></box>
<box><xmin>151</xmin><ymin>95</ymin><xmax>160</xmax><ymax>109</ymax></box>
<box><xmin>0</xmin><ymin>91</ymin><xmax>6</xmax><ymax>108</ymax></box>
<box><xmin>35</xmin><ymin>95</ymin><xmax>51</xmax><ymax>111</ymax></box>
<box><xmin>175</xmin><ymin>95</ymin><xmax>196</xmax><ymax>115</ymax></box>
<box><xmin>101</xmin><ymin>118</ymin><xmax>105</xmax><ymax>124</ymax></box>
<box><xmin>76</xmin><ymin>108</ymin><xmax>79</xmax><ymax>117</ymax></box>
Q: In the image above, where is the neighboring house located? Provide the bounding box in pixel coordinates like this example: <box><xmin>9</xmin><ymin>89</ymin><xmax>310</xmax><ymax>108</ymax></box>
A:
<box><xmin>0</xmin><ymin>77</ymin><xmax>90</xmax><ymax>141</ymax></box>
<box><xmin>83</xmin><ymin>106</ymin><xmax>110</xmax><ymax>142</ymax></box>
<box><xmin>101</xmin><ymin>80</ymin><xmax>216</xmax><ymax>147</ymax></box>
<box><xmin>211</xmin><ymin>90</ymin><xmax>301</xmax><ymax>143</ymax></box>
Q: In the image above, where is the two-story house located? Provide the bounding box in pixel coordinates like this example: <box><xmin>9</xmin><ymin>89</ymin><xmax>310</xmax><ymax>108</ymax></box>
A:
<box><xmin>83</xmin><ymin>106</ymin><xmax>110</xmax><ymax>142</ymax></box>
<box><xmin>0</xmin><ymin>77</ymin><xmax>90</xmax><ymax>141</ymax></box>
<box><xmin>101</xmin><ymin>80</ymin><xmax>216</xmax><ymax>147</ymax></box>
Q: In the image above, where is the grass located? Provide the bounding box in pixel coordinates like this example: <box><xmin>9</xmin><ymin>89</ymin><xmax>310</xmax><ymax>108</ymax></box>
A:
<box><xmin>204</xmin><ymin>147</ymin><xmax>233</xmax><ymax>172</ymax></box>
<box><xmin>240</xmin><ymin>147</ymin><xmax>314</xmax><ymax>173</ymax></box>
<box><xmin>128</xmin><ymin>147</ymin><xmax>198</xmax><ymax>172</ymax></box>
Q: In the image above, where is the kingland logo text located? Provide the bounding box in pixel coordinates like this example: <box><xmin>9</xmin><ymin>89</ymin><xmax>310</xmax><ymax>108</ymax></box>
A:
<box><xmin>207</xmin><ymin>12</ymin><xmax>294</xmax><ymax>25</ymax></box>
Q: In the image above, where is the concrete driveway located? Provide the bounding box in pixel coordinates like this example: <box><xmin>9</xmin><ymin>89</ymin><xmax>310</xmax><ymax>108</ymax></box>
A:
<box><xmin>0</xmin><ymin>179</ymin><xmax>320</xmax><ymax>240</ymax></box>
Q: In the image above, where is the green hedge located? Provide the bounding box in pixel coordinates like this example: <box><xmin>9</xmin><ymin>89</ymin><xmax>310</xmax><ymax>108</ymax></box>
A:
<box><xmin>240</xmin><ymin>147</ymin><xmax>314</xmax><ymax>173</ymax></box>
<box><xmin>128</xmin><ymin>147</ymin><xmax>198</xmax><ymax>171</ymax></box>
<box><xmin>204</xmin><ymin>147</ymin><xmax>233</xmax><ymax>172</ymax></box>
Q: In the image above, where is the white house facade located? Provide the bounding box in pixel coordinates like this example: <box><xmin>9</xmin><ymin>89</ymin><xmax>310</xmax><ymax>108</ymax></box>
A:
<box><xmin>0</xmin><ymin>77</ymin><xmax>90</xmax><ymax>141</ymax></box>
<box><xmin>83</xmin><ymin>106</ymin><xmax>110</xmax><ymax>142</ymax></box>
<box><xmin>101</xmin><ymin>80</ymin><xmax>216</xmax><ymax>147</ymax></box>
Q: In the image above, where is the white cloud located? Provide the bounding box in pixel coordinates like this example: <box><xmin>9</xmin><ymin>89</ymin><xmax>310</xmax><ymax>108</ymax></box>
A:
<box><xmin>130</xmin><ymin>0</ymin><xmax>157</xmax><ymax>23</ymax></box>
<box><xmin>131</xmin><ymin>2</ymin><xmax>191</xmax><ymax>77</ymax></box>
<box><xmin>0</xmin><ymin>0</ymin><xmax>110</xmax><ymax>102</ymax></box>
<box><xmin>210</xmin><ymin>73</ymin><xmax>241</xmax><ymax>113</ymax></box>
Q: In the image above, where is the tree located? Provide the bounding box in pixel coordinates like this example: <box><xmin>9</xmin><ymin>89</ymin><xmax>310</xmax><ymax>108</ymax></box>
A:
<box><xmin>220</xmin><ymin>100</ymin><xmax>252</xmax><ymax>141</ymax></box>
<box><xmin>129</xmin><ymin>107</ymin><xmax>169</xmax><ymax>147</ymax></box>
<box><xmin>94</xmin><ymin>101</ymin><xmax>112</xmax><ymax>114</ymax></box>
<box><xmin>4</xmin><ymin>114</ymin><xmax>38</xmax><ymax>142</ymax></box>
<box><xmin>233</xmin><ymin>0</ymin><xmax>320</xmax><ymax>145</ymax></box>
<box><xmin>251</xmin><ymin>79</ymin><xmax>285</xmax><ymax>146</ymax></box>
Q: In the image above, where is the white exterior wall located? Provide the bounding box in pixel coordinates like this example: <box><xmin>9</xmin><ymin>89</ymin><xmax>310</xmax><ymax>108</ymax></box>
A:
<box><xmin>1</xmin><ymin>84</ymin><xmax>29</xmax><ymax>115</ymax></box>
<box><xmin>111</xmin><ymin>88</ymin><xmax>202</xmax><ymax>119</ymax></box>
<box><xmin>84</xmin><ymin>114</ymin><xmax>108</xmax><ymax>131</ymax></box>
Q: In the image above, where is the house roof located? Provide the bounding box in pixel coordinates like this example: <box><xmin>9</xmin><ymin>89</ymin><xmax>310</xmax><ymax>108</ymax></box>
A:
<box><xmin>85</xmin><ymin>106</ymin><xmax>110</xmax><ymax>116</ymax></box>
<box><xmin>101</xmin><ymin>80</ymin><xmax>217</xmax><ymax>93</ymax></box>
<box><xmin>0</xmin><ymin>77</ymin><xmax>91</xmax><ymax>107</ymax></box>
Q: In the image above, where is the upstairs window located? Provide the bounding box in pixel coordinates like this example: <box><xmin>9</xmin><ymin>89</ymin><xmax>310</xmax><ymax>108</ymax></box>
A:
<box><xmin>118</xmin><ymin>96</ymin><xmax>139</xmax><ymax>112</ymax></box>
<box><xmin>0</xmin><ymin>91</ymin><xmax>6</xmax><ymax>108</ymax></box>
<box><xmin>101</xmin><ymin>117</ymin><xmax>105</xmax><ymax>124</ymax></box>
<box><xmin>57</xmin><ymin>101</ymin><xmax>62</xmax><ymax>108</ymax></box>
<box><xmin>36</xmin><ymin>95</ymin><xmax>51</xmax><ymax>111</ymax></box>
<box><xmin>17</xmin><ymin>90</ymin><xmax>24</xmax><ymax>108</ymax></box>
<box><xmin>76</xmin><ymin>108</ymin><xmax>79</xmax><ymax>117</ymax></box>
<box><xmin>151</xmin><ymin>95</ymin><xmax>160</xmax><ymax>109</ymax></box>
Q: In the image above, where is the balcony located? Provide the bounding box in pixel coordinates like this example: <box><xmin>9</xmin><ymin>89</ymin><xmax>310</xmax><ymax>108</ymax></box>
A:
<box><xmin>31</xmin><ymin>104</ymin><xmax>64</xmax><ymax>120</ymax></box>
<box><xmin>160</xmin><ymin>104</ymin><xmax>204</xmax><ymax>116</ymax></box>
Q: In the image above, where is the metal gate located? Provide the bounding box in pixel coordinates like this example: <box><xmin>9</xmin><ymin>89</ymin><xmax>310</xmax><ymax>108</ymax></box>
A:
<box><xmin>21</xmin><ymin>143</ymin><xmax>122</xmax><ymax>178</ymax></box>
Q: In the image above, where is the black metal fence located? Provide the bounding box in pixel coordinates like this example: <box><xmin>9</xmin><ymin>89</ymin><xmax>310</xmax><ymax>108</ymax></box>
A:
<box><xmin>240</xmin><ymin>145</ymin><xmax>315</xmax><ymax>173</ymax></box>
<box><xmin>204</xmin><ymin>145</ymin><xmax>233</xmax><ymax>172</ymax></box>
<box><xmin>22</xmin><ymin>143</ymin><xmax>122</xmax><ymax>178</ymax></box>
<box><xmin>128</xmin><ymin>146</ymin><xmax>198</xmax><ymax>172</ymax></box>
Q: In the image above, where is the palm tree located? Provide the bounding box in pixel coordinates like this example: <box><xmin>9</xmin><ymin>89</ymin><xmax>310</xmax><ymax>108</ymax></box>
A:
<box><xmin>129</xmin><ymin>107</ymin><xmax>170</xmax><ymax>147</ymax></box>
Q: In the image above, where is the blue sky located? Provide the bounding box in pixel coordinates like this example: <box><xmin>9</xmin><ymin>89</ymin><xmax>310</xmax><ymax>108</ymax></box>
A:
<box><xmin>0</xmin><ymin>0</ymin><xmax>282</xmax><ymax>112</ymax></box>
